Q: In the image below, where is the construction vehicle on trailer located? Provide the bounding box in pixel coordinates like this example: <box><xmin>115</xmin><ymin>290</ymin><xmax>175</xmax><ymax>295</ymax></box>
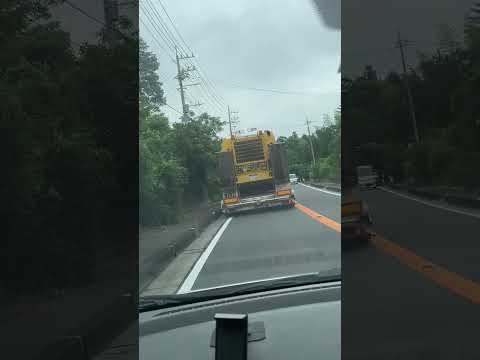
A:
<box><xmin>341</xmin><ymin>136</ymin><xmax>372</xmax><ymax>243</ymax></box>
<box><xmin>217</xmin><ymin>129</ymin><xmax>295</xmax><ymax>215</ymax></box>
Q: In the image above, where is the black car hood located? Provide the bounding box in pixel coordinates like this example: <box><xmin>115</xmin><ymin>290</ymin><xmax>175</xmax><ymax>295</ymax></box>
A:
<box><xmin>140</xmin><ymin>281</ymin><xmax>340</xmax><ymax>360</ymax></box>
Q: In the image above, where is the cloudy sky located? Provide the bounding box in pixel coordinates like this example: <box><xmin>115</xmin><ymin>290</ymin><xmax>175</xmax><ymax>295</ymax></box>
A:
<box><xmin>51</xmin><ymin>0</ymin><xmax>137</xmax><ymax>46</ymax></box>
<box><xmin>342</xmin><ymin>0</ymin><xmax>477</xmax><ymax>77</ymax></box>
<box><xmin>140</xmin><ymin>0</ymin><xmax>341</xmax><ymax>138</ymax></box>
<box><xmin>50</xmin><ymin>0</ymin><xmax>477</xmax><ymax>136</ymax></box>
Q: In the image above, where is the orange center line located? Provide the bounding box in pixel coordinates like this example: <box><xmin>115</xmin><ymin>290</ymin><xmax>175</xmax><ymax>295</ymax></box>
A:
<box><xmin>294</xmin><ymin>202</ymin><xmax>341</xmax><ymax>233</ymax></box>
<box><xmin>370</xmin><ymin>232</ymin><xmax>480</xmax><ymax>305</ymax></box>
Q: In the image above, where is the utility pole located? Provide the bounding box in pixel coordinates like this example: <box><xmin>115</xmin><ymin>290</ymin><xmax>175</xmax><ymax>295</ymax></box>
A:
<box><xmin>305</xmin><ymin>116</ymin><xmax>316</xmax><ymax>166</ymax></box>
<box><xmin>227</xmin><ymin>106</ymin><xmax>239</xmax><ymax>138</ymax></box>
<box><xmin>175</xmin><ymin>47</ymin><xmax>196</xmax><ymax>121</ymax></box>
<box><xmin>395</xmin><ymin>32</ymin><xmax>420</xmax><ymax>143</ymax></box>
<box><xmin>103</xmin><ymin>0</ymin><xmax>119</xmax><ymax>45</ymax></box>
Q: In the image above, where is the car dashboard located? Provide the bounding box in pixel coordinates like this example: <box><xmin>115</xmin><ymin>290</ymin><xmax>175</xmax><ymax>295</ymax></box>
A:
<box><xmin>140</xmin><ymin>281</ymin><xmax>341</xmax><ymax>360</ymax></box>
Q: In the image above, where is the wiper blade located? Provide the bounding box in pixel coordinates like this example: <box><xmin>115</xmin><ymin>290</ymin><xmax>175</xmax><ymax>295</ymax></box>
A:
<box><xmin>139</xmin><ymin>271</ymin><xmax>341</xmax><ymax>312</ymax></box>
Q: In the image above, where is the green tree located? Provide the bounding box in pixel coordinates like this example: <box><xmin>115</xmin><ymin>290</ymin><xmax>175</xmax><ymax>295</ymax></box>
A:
<box><xmin>284</xmin><ymin>109</ymin><xmax>340</xmax><ymax>183</ymax></box>
<box><xmin>342</xmin><ymin>5</ymin><xmax>480</xmax><ymax>189</ymax></box>
<box><xmin>1</xmin><ymin>0</ymin><xmax>139</xmax><ymax>292</ymax></box>
<box><xmin>139</xmin><ymin>40</ymin><xmax>224</xmax><ymax>224</ymax></box>
<box><xmin>139</xmin><ymin>38</ymin><xmax>165</xmax><ymax>109</ymax></box>
<box><xmin>171</xmin><ymin>113</ymin><xmax>224</xmax><ymax>203</ymax></box>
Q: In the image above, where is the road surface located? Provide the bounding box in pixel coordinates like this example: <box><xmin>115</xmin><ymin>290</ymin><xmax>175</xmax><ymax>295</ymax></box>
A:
<box><xmin>179</xmin><ymin>183</ymin><xmax>341</xmax><ymax>292</ymax></box>
<box><xmin>343</xmin><ymin>187</ymin><xmax>480</xmax><ymax>360</ymax></box>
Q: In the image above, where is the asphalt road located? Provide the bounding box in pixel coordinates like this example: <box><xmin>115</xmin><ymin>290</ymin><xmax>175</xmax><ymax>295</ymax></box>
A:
<box><xmin>343</xmin><ymin>187</ymin><xmax>480</xmax><ymax>360</ymax></box>
<box><xmin>186</xmin><ymin>183</ymin><xmax>341</xmax><ymax>290</ymax></box>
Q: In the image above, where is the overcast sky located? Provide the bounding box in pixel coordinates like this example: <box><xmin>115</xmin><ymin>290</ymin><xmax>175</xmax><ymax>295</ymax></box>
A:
<box><xmin>342</xmin><ymin>0</ymin><xmax>477</xmax><ymax>77</ymax></box>
<box><xmin>50</xmin><ymin>0</ymin><xmax>477</xmax><ymax>136</ymax></box>
<box><xmin>140</xmin><ymin>0</ymin><xmax>341</xmax><ymax>138</ymax></box>
<box><xmin>51</xmin><ymin>0</ymin><xmax>137</xmax><ymax>47</ymax></box>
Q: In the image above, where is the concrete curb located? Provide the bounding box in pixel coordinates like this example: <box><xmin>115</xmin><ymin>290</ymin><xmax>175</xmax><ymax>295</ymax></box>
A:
<box><xmin>139</xmin><ymin>210</ymin><xmax>221</xmax><ymax>293</ymax></box>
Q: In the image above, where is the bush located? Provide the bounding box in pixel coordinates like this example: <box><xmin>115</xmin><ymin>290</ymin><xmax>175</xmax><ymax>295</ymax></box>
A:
<box><xmin>447</xmin><ymin>151</ymin><xmax>480</xmax><ymax>190</ymax></box>
<box><xmin>312</xmin><ymin>156</ymin><xmax>340</xmax><ymax>183</ymax></box>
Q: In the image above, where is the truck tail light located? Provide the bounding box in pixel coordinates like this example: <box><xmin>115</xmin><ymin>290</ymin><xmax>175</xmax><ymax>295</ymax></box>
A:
<box><xmin>223</xmin><ymin>197</ymin><xmax>240</xmax><ymax>204</ymax></box>
<box><xmin>276</xmin><ymin>189</ymin><xmax>291</xmax><ymax>197</ymax></box>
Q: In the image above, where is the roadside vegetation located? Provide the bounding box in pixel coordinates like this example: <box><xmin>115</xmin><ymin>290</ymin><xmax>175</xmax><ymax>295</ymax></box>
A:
<box><xmin>1</xmin><ymin>0</ymin><xmax>137</xmax><ymax>294</ymax></box>
<box><xmin>343</xmin><ymin>3</ymin><xmax>480</xmax><ymax>192</ymax></box>
<box><xmin>280</xmin><ymin>109</ymin><xmax>341</xmax><ymax>184</ymax></box>
<box><xmin>139</xmin><ymin>39</ymin><xmax>225</xmax><ymax>226</ymax></box>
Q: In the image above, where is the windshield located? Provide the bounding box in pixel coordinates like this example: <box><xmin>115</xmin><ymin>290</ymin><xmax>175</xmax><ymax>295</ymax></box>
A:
<box><xmin>139</xmin><ymin>0</ymin><xmax>340</xmax><ymax>306</ymax></box>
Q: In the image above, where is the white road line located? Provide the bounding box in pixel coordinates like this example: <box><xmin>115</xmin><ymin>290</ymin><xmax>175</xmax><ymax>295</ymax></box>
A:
<box><xmin>186</xmin><ymin>272</ymin><xmax>320</xmax><ymax>293</ymax></box>
<box><xmin>299</xmin><ymin>183</ymin><xmax>341</xmax><ymax>197</ymax></box>
<box><xmin>177</xmin><ymin>217</ymin><xmax>233</xmax><ymax>294</ymax></box>
<box><xmin>379</xmin><ymin>186</ymin><xmax>480</xmax><ymax>220</ymax></box>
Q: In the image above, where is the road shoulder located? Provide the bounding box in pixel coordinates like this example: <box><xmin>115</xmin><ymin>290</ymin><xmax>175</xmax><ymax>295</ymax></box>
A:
<box><xmin>379</xmin><ymin>186</ymin><xmax>480</xmax><ymax>219</ymax></box>
<box><xmin>141</xmin><ymin>216</ymin><xmax>228</xmax><ymax>296</ymax></box>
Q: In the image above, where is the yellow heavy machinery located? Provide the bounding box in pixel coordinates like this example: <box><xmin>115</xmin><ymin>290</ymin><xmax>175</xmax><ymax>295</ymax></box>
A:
<box><xmin>217</xmin><ymin>130</ymin><xmax>295</xmax><ymax>215</ymax></box>
<box><xmin>341</xmin><ymin>188</ymin><xmax>371</xmax><ymax>241</ymax></box>
<box><xmin>341</xmin><ymin>131</ymin><xmax>372</xmax><ymax>243</ymax></box>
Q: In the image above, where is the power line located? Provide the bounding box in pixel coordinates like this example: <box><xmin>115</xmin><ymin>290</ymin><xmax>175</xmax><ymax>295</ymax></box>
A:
<box><xmin>158</xmin><ymin>0</ymin><xmax>193</xmax><ymax>53</ymax></box>
<box><xmin>139</xmin><ymin>17</ymin><xmax>175</xmax><ymax>62</ymax></box>
<box><xmin>143</xmin><ymin>0</ymin><xmax>179</xmax><ymax>54</ymax></box>
<box><xmin>182</xmin><ymin>63</ymin><xmax>228</xmax><ymax>111</ymax></box>
<box><xmin>173</xmin><ymin>55</ymin><xmax>227</xmax><ymax>111</ymax></box>
<box><xmin>192</xmin><ymin>68</ymin><xmax>228</xmax><ymax>108</ymax></box>
<box><xmin>183</xmin><ymin>55</ymin><xmax>228</xmax><ymax>107</ymax></box>
<box><xmin>64</xmin><ymin>0</ymin><xmax>105</xmax><ymax>27</ymax></box>
<box><xmin>140</xmin><ymin>5</ymin><xmax>176</xmax><ymax>57</ymax></box>
<box><xmin>164</xmin><ymin>102</ymin><xmax>182</xmax><ymax>114</ymax></box>
<box><xmin>216</xmin><ymin>82</ymin><xmax>340</xmax><ymax>96</ymax></box>
<box><xmin>189</xmin><ymin>74</ymin><xmax>226</xmax><ymax>113</ymax></box>
<box><xmin>141</xmin><ymin>0</ymin><xmax>229</xmax><ymax>117</ymax></box>
<box><xmin>154</xmin><ymin>1</ymin><xmax>229</xmax><ymax>108</ymax></box>
<box><xmin>183</xmin><ymin>53</ymin><xmax>229</xmax><ymax>108</ymax></box>
<box><xmin>189</xmin><ymin>83</ymin><xmax>223</xmax><ymax>114</ymax></box>
<box><xmin>149</xmin><ymin>0</ymin><xmax>190</xmax><ymax>57</ymax></box>
<box><xmin>64</xmin><ymin>0</ymin><xmax>129</xmax><ymax>41</ymax></box>
<box><xmin>142</xmin><ymin>1</ymin><xmax>226</xmax><ymax>113</ymax></box>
